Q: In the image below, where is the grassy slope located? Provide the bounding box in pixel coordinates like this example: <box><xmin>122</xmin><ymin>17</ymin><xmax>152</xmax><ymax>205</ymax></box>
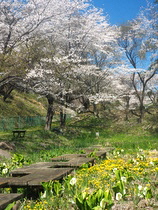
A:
<box><xmin>0</xmin><ymin>91</ymin><xmax>47</xmax><ymax>117</ymax></box>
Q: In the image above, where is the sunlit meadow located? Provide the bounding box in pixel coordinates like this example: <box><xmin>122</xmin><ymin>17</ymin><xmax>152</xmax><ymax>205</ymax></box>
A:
<box><xmin>1</xmin><ymin>116</ymin><xmax>158</xmax><ymax>209</ymax></box>
<box><xmin>18</xmin><ymin>148</ymin><xmax>158</xmax><ymax>210</ymax></box>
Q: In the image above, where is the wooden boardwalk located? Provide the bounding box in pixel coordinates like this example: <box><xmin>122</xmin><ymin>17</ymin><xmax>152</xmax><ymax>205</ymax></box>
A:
<box><xmin>0</xmin><ymin>193</ymin><xmax>23</xmax><ymax>210</ymax></box>
<box><xmin>0</xmin><ymin>146</ymin><xmax>114</xmax><ymax>209</ymax></box>
<box><xmin>9</xmin><ymin>168</ymin><xmax>73</xmax><ymax>187</ymax></box>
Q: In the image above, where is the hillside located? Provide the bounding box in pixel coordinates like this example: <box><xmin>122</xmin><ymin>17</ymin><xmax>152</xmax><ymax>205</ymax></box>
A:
<box><xmin>0</xmin><ymin>91</ymin><xmax>47</xmax><ymax>117</ymax></box>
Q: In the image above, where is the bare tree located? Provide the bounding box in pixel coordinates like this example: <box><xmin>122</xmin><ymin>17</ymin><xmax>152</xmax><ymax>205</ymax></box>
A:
<box><xmin>118</xmin><ymin>4</ymin><xmax>158</xmax><ymax>122</ymax></box>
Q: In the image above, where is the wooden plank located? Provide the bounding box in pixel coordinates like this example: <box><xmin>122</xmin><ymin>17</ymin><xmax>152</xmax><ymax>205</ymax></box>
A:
<box><xmin>0</xmin><ymin>179</ymin><xmax>8</xmax><ymax>188</ymax></box>
<box><xmin>51</xmin><ymin>154</ymin><xmax>86</xmax><ymax>162</ymax></box>
<box><xmin>51</xmin><ymin>155</ymin><xmax>95</xmax><ymax>167</ymax></box>
<box><xmin>93</xmin><ymin>151</ymin><xmax>107</xmax><ymax>159</ymax></box>
<box><xmin>51</xmin><ymin>148</ymin><xmax>113</xmax><ymax>162</ymax></box>
<box><xmin>50</xmin><ymin>158</ymin><xmax>94</xmax><ymax>168</ymax></box>
<box><xmin>9</xmin><ymin>168</ymin><xmax>73</xmax><ymax>187</ymax></box>
<box><xmin>84</xmin><ymin>147</ymin><xmax>115</xmax><ymax>159</ymax></box>
<box><xmin>17</xmin><ymin>162</ymin><xmax>55</xmax><ymax>169</ymax></box>
<box><xmin>9</xmin><ymin>174</ymin><xmax>40</xmax><ymax>186</ymax></box>
<box><xmin>11</xmin><ymin>149</ymin><xmax>109</xmax><ymax>177</ymax></box>
<box><xmin>0</xmin><ymin>177</ymin><xmax>17</xmax><ymax>188</ymax></box>
<box><xmin>11</xmin><ymin>162</ymin><xmax>56</xmax><ymax>176</ymax></box>
<box><xmin>11</xmin><ymin>157</ymin><xmax>95</xmax><ymax>179</ymax></box>
<box><xmin>28</xmin><ymin>168</ymin><xmax>73</xmax><ymax>186</ymax></box>
<box><xmin>0</xmin><ymin>193</ymin><xmax>23</xmax><ymax>210</ymax></box>
<box><xmin>69</xmin><ymin>157</ymin><xmax>95</xmax><ymax>166</ymax></box>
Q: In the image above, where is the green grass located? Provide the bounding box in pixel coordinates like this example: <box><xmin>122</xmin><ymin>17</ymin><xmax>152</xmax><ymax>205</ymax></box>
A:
<box><xmin>0</xmin><ymin>114</ymin><xmax>158</xmax><ymax>164</ymax></box>
<box><xmin>0</xmin><ymin>91</ymin><xmax>47</xmax><ymax>117</ymax></box>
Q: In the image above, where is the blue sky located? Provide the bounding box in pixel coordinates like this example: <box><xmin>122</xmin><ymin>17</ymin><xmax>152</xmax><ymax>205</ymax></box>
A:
<box><xmin>92</xmin><ymin>0</ymin><xmax>155</xmax><ymax>25</ymax></box>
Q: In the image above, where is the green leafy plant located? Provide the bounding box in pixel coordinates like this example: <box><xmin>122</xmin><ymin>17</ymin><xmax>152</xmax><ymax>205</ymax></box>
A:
<box><xmin>75</xmin><ymin>189</ymin><xmax>114</xmax><ymax>210</ymax></box>
<box><xmin>11</xmin><ymin>153</ymin><xmax>30</xmax><ymax>167</ymax></box>
<box><xmin>41</xmin><ymin>180</ymin><xmax>63</xmax><ymax>199</ymax></box>
<box><xmin>4</xmin><ymin>202</ymin><xmax>15</xmax><ymax>210</ymax></box>
<box><xmin>41</xmin><ymin>181</ymin><xmax>54</xmax><ymax>198</ymax></box>
<box><xmin>52</xmin><ymin>180</ymin><xmax>63</xmax><ymax>196</ymax></box>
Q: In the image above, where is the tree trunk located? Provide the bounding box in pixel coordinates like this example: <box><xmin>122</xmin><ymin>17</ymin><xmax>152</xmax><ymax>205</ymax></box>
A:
<box><xmin>124</xmin><ymin>96</ymin><xmax>130</xmax><ymax>121</ymax></box>
<box><xmin>138</xmin><ymin>103</ymin><xmax>145</xmax><ymax>123</ymax></box>
<box><xmin>45</xmin><ymin>96</ymin><xmax>54</xmax><ymax>130</ymax></box>
<box><xmin>92</xmin><ymin>103</ymin><xmax>99</xmax><ymax>118</ymax></box>
<box><xmin>60</xmin><ymin>108</ymin><xmax>67</xmax><ymax>128</ymax></box>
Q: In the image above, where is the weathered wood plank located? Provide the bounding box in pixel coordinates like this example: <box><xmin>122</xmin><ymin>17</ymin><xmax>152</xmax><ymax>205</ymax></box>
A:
<box><xmin>11</xmin><ymin>155</ymin><xmax>95</xmax><ymax>177</ymax></box>
<box><xmin>51</xmin><ymin>155</ymin><xmax>95</xmax><ymax>167</ymax></box>
<box><xmin>0</xmin><ymin>177</ymin><xmax>17</xmax><ymax>188</ymax></box>
<box><xmin>51</xmin><ymin>148</ymin><xmax>113</xmax><ymax>162</ymax></box>
<box><xmin>9</xmin><ymin>168</ymin><xmax>73</xmax><ymax>187</ymax></box>
<box><xmin>11</xmin><ymin>162</ymin><xmax>59</xmax><ymax>176</ymax></box>
<box><xmin>0</xmin><ymin>179</ymin><xmax>8</xmax><ymax>188</ymax></box>
<box><xmin>51</xmin><ymin>154</ymin><xmax>86</xmax><ymax>162</ymax></box>
<box><xmin>96</xmin><ymin>151</ymin><xmax>107</xmax><ymax>158</ymax></box>
<box><xmin>50</xmin><ymin>157</ymin><xmax>94</xmax><ymax>168</ymax></box>
<box><xmin>69</xmin><ymin>157</ymin><xmax>95</xmax><ymax>166</ymax></box>
<box><xmin>0</xmin><ymin>193</ymin><xmax>23</xmax><ymax>210</ymax></box>
<box><xmin>28</xmin><ymin>168</ymin><xmax>73</xmax><ymax>186</ymax></box>
<box><xmin>11</xmin><ymin>163</ymin><xmax>55</xmax><ymax>176</ymax></box>
<box><xmin>8</xmin><ymin>147</ymin><xmax>113</xmax><ymax>189</ymax></box>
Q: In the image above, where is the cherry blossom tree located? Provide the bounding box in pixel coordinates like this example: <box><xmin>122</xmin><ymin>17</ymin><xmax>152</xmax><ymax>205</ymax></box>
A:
<box><xmin>25</xmin><ymin>0</ymin><xmax>120</xmax><ymax>130</ymax></box>
<box><xmin>0</xmin><ymin>0</ymin><xmax>78</xmax><ymax>99</ymax></box>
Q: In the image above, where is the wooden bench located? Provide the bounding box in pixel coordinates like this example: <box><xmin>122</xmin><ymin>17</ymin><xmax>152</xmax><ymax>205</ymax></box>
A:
<box><xmin>12</xmin><ymin>130</ymin><xmax>26</xmax><ymax>138</ymax></box>
<box><xmin>0</xmin><ymin>193</ymin><xmax>23</xmax><ymax>210</ymax></box>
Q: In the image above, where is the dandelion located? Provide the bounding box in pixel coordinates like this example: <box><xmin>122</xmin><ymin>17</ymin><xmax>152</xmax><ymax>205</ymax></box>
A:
<box><xmin>70</xmin><ymin>177</ymin><xmax>77</xmax><ymax>186</ymax></box>
<box><xmin>116</xmin><ymin>192</ymin><xmax>122</xmax><ymax>201</ymax></box>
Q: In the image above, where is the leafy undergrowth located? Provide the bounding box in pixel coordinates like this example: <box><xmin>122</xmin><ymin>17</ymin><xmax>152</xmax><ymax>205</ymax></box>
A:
<box><xmin>14</xmin><ymin>149</ymin><xmax>158</xmax><ymax>210</ymax></box>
